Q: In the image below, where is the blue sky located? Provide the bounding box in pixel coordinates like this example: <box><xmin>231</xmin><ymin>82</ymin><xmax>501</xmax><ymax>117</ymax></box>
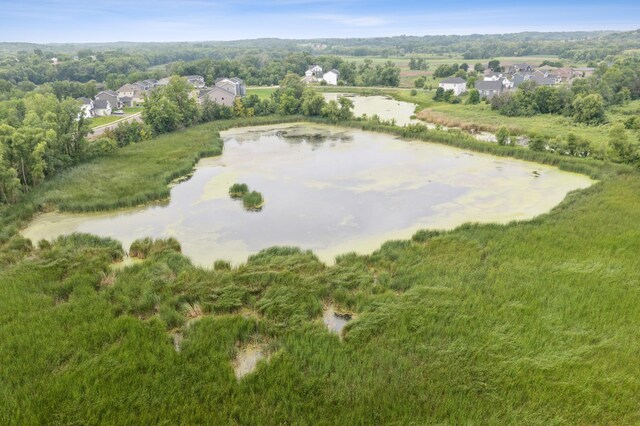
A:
<box><xmin>0</xmin><ymin>0</ymin><xmax>638</xmax><ymax>43</ymax></box>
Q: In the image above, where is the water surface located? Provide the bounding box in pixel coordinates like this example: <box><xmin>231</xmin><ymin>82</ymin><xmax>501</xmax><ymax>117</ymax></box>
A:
<box><xmin>322</xmin><ymin>93</ymin><xmax>419</xmax><ymax>126</ymax></box>
<box><xmin>22</xmin><ymin>124</ymin><xmax>593</xmax><ymax>266</ymax></box>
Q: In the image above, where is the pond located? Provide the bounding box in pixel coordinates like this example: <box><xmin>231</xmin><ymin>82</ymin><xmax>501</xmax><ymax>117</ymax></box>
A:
<box><xmin>322</xmin><ymin>93</ymin><xmax>419</xmax><ymax>126</ymax></box>
<box><xmin>22</xmin><ymin>123</ymin><xmax>593</xmax><ymax>266</ymax></box>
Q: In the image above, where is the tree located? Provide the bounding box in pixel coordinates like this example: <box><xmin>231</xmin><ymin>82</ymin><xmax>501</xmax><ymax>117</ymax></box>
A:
<box><xmin>414</xmin><ymin>76</ymin><xmax>426</xmax><ymax>88</ymax></box>
<box><xmin>496</xmin><ymin>127</ymin><xmax>510</xmax><ymax>146</ymax></box>
<box><xmin>474</xmin><ymin>63</ymin><xmax>485</xmax><ymax>73</ymax></box>
<box><xmin>460</xmin><ymin>63</ymin><xmax>469</xmax><ymax>71</ymax></box>
<box><xmin>300</xmin><ymin>89</ymin><xmax>326</xmax><ymax>116</ymax></box>
<box><xmin>433</xmin><ymin>87</ymin><xmax>445</xmax><ymax>101</ymax></box>
<box><xmin>466</xmin><ymin>89</ymin><xmax>480</xmax><ymax>105</ymax></box>
<box><xmin>609</xmin><ymin>123</ymin><xmax>636</xmax><ymax>163</ymax></box>
<box><xmin>488</xmin><ymin>60</ymin><xmax>501</xmax><ymax>72</ymax></box>
<box><xmin>572</xmin><ymin>93</ymin><xmax>605</xmax><ymax>125</ymax></box>
<box><xmin>142</xmin><ymin>76</ymin><xmax>199</xmax><ymax>134</ymax></box>
<box><xmin>529</xmin><ymin>135</ymin><xmax>547</xmax><ymax>152</ymax></box>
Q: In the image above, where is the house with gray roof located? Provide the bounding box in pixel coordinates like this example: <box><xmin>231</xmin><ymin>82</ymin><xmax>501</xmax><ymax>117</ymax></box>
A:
<box><xmin>215</xmin><ymin>77</ymin><xmax>246</xmax><ymax>96</ymax></box>
<box><xmin>92</xmin><ymin>99</ymin><xmax>112</xmax><ymax>117</ymax></box>
<box><xmin>198</xmin><ymin>86</ymin><xmax>237</xmax><ymax>107</ymax></box>
<box><xmin>95</xmin><ymin>90</ymin><xmax>119</xmax><ymax>110</ymax></box>
<box><xmin>475</xmin><ymin>80</ymin><xmax>504</xmax><ymax>99</ymax></box>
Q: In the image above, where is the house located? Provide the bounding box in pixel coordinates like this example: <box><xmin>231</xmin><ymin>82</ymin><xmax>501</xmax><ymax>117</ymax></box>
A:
<box><xmin>198</xmin><ymin>87</ymin><xmax>236</xmax><ymax>107</ymax></box>
<box><xmin>186</xmin><ymin>75</ymin><xmax>206</xmax><ymax>89</ymax></box>
<box><xmin>137</xmin><ymin>79</ymin><xmax>158</xmax><ymax>90</ymax></box>
<box><xmin>157</xmin><ymin>77</ymin><xmax>171</xmax><ymax>86</ymax></box>
<box><xmin>215</xmin><ymin>77</ymin><xmax>246</xmax><ymax>96</ymax></box>
<box><xmin>508</xmin><ymin>63</ymin><xmax>535</xmax><ymax>74</ymax></box>
<box><xmin>51</xmin><ymin>57</ymin><xmax>59</xmax><ymax>65</ymax></box>
<box><xmin>475</xmin><ymin>80</ymin><xmax>504</xmax><ymax>99</ymax></box>
<box><xmin>483</xmin><ymin>72</ymin><xmax>505</xmax><ymax>81</ymax></box>
<box><xmin>305</xmin><ymin>65</ymin><xmax>323</xmax><ymax>77</ymax></box>
<box><xmin>439</xmin><ymin>77</ymin><xmax>467</xmax><ymax>96</ymax></box>
<box><xmin>117</xmin><ymin>84</ymin><xmax>146</xmax><ymax>106</ymax></box>
<box><xmin>498</xmin><ymin>77</ymin><xmax>514</xmax><ymax>89</ymax></box>
<box><xmin>77</xmin><ymin>97</ymin><xmax>94</xmax><ymax>118</ymax></box>
<box><xmin>92</xmin><ymin>99</ymin><xmax>112</xmax><ymax>117</ymax></box>
<box><xmin>323</xmin><ymin>69</ymin><xmax>340</xmax><ymax>86</ymax></box>
<box><xmin>95</xmin><ymin>90</ymin><xmax>119</xmax><ymax>110</ymax></box>
<box><xmin>301</xmin><ymin>75</ymin><xmax>319</xmax><ymax>84</ymax></box>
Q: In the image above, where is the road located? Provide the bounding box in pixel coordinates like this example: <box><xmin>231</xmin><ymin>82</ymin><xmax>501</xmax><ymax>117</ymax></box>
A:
<box><xmin>89</xmin><ymin>112</ymin><xmax>143</xmax><ymax>139</ymax></box>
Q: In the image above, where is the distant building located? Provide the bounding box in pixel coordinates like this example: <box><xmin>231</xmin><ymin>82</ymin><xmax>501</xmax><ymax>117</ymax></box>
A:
<box><xmin>508</xmin><ymin>63</ymin><xmax>535</xmax><ymax>74</ymax></box>
<box><xmin>305</xmin><ymin>65</ymin><xmax>323</xmax><ymax>77</ymax></box>
<box><xmin>439</xmin><ymin>77</ymin><xmax>467</xmax><ymax>96</ymax></box>
<box><xmin>92</xmin><ymin>99</ymin><xmax>112</xmax><ymax>117</ymax></box>
<box><xmin>77</xmin><ymin>97</ymin><xmax>93</xmax><ymax>118</ymax></box>
<box><xmin>215</xmin><ymin>77</ymin><xmax>246</xmax><ymax>96</ymax></box>
<box><xmin>95</xmin><ymin>90</ymin><xmax>119</xmax><ymax>110</ymax></box>
<box><xmin>323</xmin><ymin>69</ymin><xmax>340</xmax><ymax>86</ymax></box>
<box><xmin>475</xmin><ymin>80</ymin><xmax>504</xmax><ymax>99</ymax></box>
<box><xmin>186</xmin><ymin>75</ymin><xmax>206</xmax><ymax>89</ymax></box>
<box><xmin>198</xmin><ymin>87</ymin><xmax>236</xmax><ymax>107</ymax></box>
<box><xmin>117</xmin><ymin>84</ymin><xmax>146</xmax><ymax>106</ymax></box>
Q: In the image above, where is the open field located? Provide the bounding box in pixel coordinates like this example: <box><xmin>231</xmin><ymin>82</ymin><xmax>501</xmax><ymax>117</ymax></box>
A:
<box><xmin>1</xmin><ymin>115</ymin><xmax>640</xmax><ymax>423</ymax></box>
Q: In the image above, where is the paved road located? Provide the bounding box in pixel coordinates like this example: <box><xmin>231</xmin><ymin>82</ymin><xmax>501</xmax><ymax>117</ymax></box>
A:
<box><xmin>89</xmin><ymin>113</ymin><xmax>143</xmax><ymax>139</ymax></box>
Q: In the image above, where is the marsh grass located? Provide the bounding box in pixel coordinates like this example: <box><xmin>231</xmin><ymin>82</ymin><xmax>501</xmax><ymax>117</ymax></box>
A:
<box><xmin>1</xmin><ymin>116</ymin><xmax>640</xmax><ymax>423</ymax></box>
<box><xmin>229</xmin><ymin>183</ymin><xmax>249</xmax><ymax>199</ymax></box>
<box><xmin>242</xmin><ymin>191</ymin><xmax>264</xmax><ymax>210</ymax></box>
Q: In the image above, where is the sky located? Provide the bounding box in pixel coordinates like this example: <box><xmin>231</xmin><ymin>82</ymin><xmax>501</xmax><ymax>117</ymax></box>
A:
<box><xmin>0</xmin><ymin>0</ymin><xmax>638</xmax><ymax>43</ymax></box>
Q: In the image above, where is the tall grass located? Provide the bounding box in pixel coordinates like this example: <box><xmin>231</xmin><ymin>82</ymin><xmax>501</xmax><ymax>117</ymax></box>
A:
<box><xmin>2</xmin><ymin>115</ymin><xmax>640</xmax><ymax>423</ymax></box>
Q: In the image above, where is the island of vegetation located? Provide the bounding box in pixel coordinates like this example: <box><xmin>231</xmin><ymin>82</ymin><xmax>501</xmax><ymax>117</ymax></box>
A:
<box><xmin>0</xmin><ymin>31</ymin><xmax>639</xmax><ymax>423</ymax></box>
<box><xmin>229</xmin><ymin>183</ymin><xmax>264</xmax><ymax>211</ymax></box>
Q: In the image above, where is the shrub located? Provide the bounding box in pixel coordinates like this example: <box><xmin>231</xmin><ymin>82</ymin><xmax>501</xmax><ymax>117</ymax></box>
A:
<box><xmin>242</xmin><ymin>191</ymin><xmax>264</xmax><ymax>210</ymax></box>
<box><xmin>229</xmin><ymin>183</ymin><xmax>249</xmax><ymax>199</ymax></box>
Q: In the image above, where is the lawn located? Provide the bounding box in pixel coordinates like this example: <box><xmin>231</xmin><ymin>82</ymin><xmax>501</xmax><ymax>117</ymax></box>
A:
<box><xmin>247</xmin><ymin>86</ymin><xmax>277</xmax><ymax>100</ymax></box>
<box><xmin>1</xmin><ymin>116</ymin><xmax>639</xmax><ymax>423</ymax></box>
<box><xmin>89</xmin><ymin>115</ymin><xmax>125</xmax><ymax>128</ymax></box>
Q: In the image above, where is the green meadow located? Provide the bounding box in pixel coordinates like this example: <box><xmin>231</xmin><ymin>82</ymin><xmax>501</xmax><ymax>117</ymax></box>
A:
<box><xmin>1</xmin><ymin>116</ymin><xmax>640</xmax><ymax>423</ymax></box>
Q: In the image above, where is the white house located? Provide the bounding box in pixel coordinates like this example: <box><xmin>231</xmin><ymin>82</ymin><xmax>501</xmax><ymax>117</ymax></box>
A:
<box><xmin>439</xmin><ymin>77</ymin><xmax>467</xmax><ymax>96</ymax></box>
<box><xmin>92</xmin><ymin>99</ymin><xmax>112</xmax><ymax>117</ymax></box>
<box><xmin>323</xmin><ymin>69</ymin><xmax>340</xmax><ymax>86</ymax></box>
<box><xmin>78</xmin><ymin>97</ymin><xmax>93</xmax><ymax>118</ymax></box>
<box><xmin>305</xmin><ymin>65</ymin><xmax>323</xmax><ymax>77</ymax></box>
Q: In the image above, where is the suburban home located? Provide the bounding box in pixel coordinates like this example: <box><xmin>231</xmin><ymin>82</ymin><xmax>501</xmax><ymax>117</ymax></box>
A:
<box><xmin>475</xmin><ymin>80</ymin><xmax>504</xmax><ymax>98</ymax></box>
<box><xmin>439</xmin><ymin>77</ymin><xmax>467</xmax><ymax>96</ymax></box>
<box><xmin>117</xmin><ymin>84</ymin><xmax>146</xmax><ymax>106</ymax></box>
<box><xmin>186</xmin><ymin>75</ymin><xmax>206</xmax><ymax>89</ymax></box>
<box><xmin>498</xmin><ymin>77</ymin><xmax>515</xmax><ymax>89</ymax></box>
<box><xmin>215</xmin><ymin>77</ymin><xmax>246</xmax><ymax>96</ymax></box>
<box><xmin>483</xmin><ymin>72</ymin><xmax>505</xmax><ymax>81</ymax></box>
<box><xmin>301</xmin><ymin>75</ymin><xmax>319</xmax><ymax>84</ymax></box>
<box><xmin>78</xmin><ymin>97</ymin><xmax>94</xmax><ymax>118</ymax></box>
<box><xmin>157</xmin><ymin>77</ymin><xmax>171</xmax><ymax>86</ymax></box>
<box><xmin>92</xmin><ymin>99</ymin><xmax>112</xmax><ymax>117</ymax></box>
<box><xmin>305</xmin><ymin>65</ymin><xmax>323</xmax><ymax>77</ymax></box>
<box><xmin>198</xmin><ymin>86</ymin><xmax>236</xmax><ymax>107</ymax></box>
<box><xmin>508</xmin><ymin>63</ymin><xmax>535</xmax><ymax>74</ymax></box>
<box><xmin>139</xmin><ymin>79</ymin><xmax>158</xmax><ymax>90</ymax></box>
<box><xmin>95</xmin><ymin>90</ymin><xmax>119</xmax><ymax>110</ymax></box>
<box><xmin>323</xmin><ymin>69</ymin><xmax>340</xmax><ymax>86</ymax></box>
<box><xmin>573</xmin><ymin>67</ymin><xmax>596</xmax><ymax>78</ymax></box>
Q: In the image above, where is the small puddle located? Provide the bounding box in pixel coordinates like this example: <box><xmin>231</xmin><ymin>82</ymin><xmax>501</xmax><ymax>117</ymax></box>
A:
<box><xmin>234</xmin><ymin>345</ymin><xmax>266</xmax><ymax>379</ymax></box>
<box><xmin>323</xmin><ymin>305</ymin><xmax>352</xmax><ymax>335</ymax></box>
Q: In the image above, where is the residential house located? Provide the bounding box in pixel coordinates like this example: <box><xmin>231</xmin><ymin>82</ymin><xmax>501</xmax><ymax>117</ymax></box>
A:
<box><xmin>573</xmin><ymin>67</ymin><xmax>596</xmax><ymax>78</ymax></box>
<box><xmin>186</xmin><ymin>75</ymin><xmax>206</xmax><ymax>89</ymax></box>
<box><xmin>117</xmin><ymin>84</ymin><xmax>146</xmax><ymax>106</ymax></box>
<box><xmin>157</xmin><ymin>77</ymin><xmax>171</xmax><ymax>86</ymax></box>
<box><xmin>323</xmin><ymin>69</ymin><xmax>340</xmax><ymax>86</ymax></box>
<box><xmin>78</xmin><ymin>97</ymin><xmax>94</xmax><ymax>118</ymax></box>
<box><xmin>483</xmin><ymin>72</ymin><xmax>505</xmax><ymax>81</ymax></box>
<box><xmin>215</xmin><ymin>77</ymin><xmax>246</xmax><ymax>96</ymax></box>
<box><xmin>301</xmin><ymin>75</ymin><xmax>319</xmax><ymax>84</ymax></box>
<box><xmin>95</xmin><ymin>90</ymin><xmax>119</xmax><ymax>110</ymax></box>
<box><xmin>439</xmin><ymin>77</ymin><xmax>467</xmax><ymax>96</ymax></box>
<box><xmin>475</xmin><ymin>80</ymin><xmax>504</xmax><ymax>99</ymax></box>
<box><xmin>92</xmin><ymin>100</ymin><xmax>112</xmax><ymax>117</ymax></box>
<box><xmin>531</xmin><ymin>72</ymin><xmax>556</xmax><ymax>86</ymax></box>
<box><xmin>508</xmin><ymin>63</ymin><xmax>535</xmax><ymax>74</ymax></box>
<box><xmin>140</xmin><ymin>79</ymin><xmax>158</xmax><ymax>90</ymax></box>
<box><xmin>305</xmin><ymin>65</ymin><xmax>323</xmax><ymax>77</ymax></box>
<box><xmin>198</xmin><ymin>87</ymin><xmax>236</xmax><ymax>107</ymax></box>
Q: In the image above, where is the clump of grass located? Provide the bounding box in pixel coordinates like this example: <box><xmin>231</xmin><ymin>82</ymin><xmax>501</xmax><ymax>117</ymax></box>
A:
<box><xmin>242</xmin><ymin>191</ymin><xmax>264</xmax><ymax>211</ymax></box>
<box><xmin>130</xmin><ymin>237</ymin><xmax>182</xmax><ymax>259</ymax></box>
<box><xmin>229</xmin><ymin>183</ymin><xmax>249</xmax><ymax>199</ymax></box>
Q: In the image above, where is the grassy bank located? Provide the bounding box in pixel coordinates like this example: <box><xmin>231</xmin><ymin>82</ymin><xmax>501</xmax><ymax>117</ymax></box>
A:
<box><xmin>1</xmin><ymin>117</ymin><xmax>640</xmax><ymax>423</ymax></box>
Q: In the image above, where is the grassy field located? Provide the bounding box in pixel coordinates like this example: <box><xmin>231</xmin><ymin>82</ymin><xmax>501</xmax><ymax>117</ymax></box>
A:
<box><xmin>1</xmin><ymin>117</ymin><xmax>640</xmax><ymax>423</ymax></box>
<box><xmin>89</xmin><ymin>115</ymin><xmax>124</xmax><ymax>128</ymax></box>
<box><xmin>247</xmin><ymin>86</ymin><xmax>278</xmax><ymax>100</ymax></box>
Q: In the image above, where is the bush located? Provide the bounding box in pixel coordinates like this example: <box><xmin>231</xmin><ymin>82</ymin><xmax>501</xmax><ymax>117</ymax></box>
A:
<box><xmin>130</xmin><ymin>237</ymin><xmax>182</xmax><ymax>259</ymax></box>
<box><xmin>242</xmin><ymin>191</ymin><xmax>264</xmax><ymax>210</ymax></box>
<box><xmin>229</xmin><ymin>183</ymin><xmax>249</xmax><ymax>199</ymax></box>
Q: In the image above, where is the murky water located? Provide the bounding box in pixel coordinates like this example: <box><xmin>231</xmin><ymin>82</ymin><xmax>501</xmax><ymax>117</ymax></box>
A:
<box><xmin>323</xmin><ymin>93</ymin><xmax>419</xmax><ymax>126</ymax></box>
<box><xmin>323</xmin><ymin>305</ymin><xmax>352</xmax><ymax>335</ymax></box>
<box><xmin>22</xmin><ymin>123</ymin><xmax>593</xmax><ymax>266</ymax></box>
